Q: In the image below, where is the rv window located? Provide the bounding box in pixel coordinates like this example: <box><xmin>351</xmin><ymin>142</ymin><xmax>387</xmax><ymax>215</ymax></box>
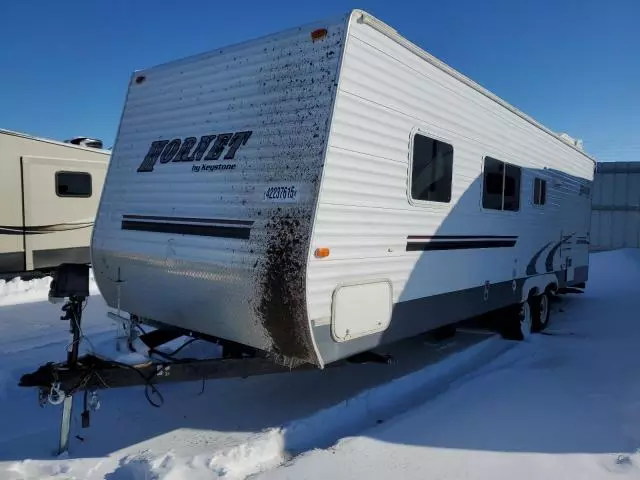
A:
<box><xmin>503</xmin><ymin>164</ymin><xmax>521</xmax><ymax>211</ymax></box>
<box><xmin>482</xmin><ymin>157</ymin><xmax>504</xmax><ymax>210</ymax></box>
<box><xmin>533</xmin><ymin>178</ymin><xmax>547</xmax><ymax>205</ymax></box>
<box><xmin>410</xmin><ymin>133</ymin><xmax>453</xmax><ymax>203</ymax></box>
<box><xmin>56</xmin><ymin>172</ymin><xmax>92</xmax><ymax>198</ymax></box>
<box><xmin>482</xmin><ymin>157</ymin><xmax>521</xmax><ymax>211</ymax></box>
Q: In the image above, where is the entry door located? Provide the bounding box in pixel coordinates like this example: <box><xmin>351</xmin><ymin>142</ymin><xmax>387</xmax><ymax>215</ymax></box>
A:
<box><xmin>21</xmin><ymin>156</ymin><xmax>107</xmax><ymax>270</ymax></box>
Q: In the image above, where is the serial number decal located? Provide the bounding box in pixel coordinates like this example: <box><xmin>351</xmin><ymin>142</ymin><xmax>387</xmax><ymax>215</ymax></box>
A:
<box><xmin>263</xmin><ymin>185</ymin><xmax>298</xmax><ymax>203</ymax></box>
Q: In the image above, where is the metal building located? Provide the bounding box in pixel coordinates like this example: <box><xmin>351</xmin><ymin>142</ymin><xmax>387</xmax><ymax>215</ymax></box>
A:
<box><xmin>591</xmin><ymin>162</ymin><xmax>640</xmax><ymax>251</ymax></box>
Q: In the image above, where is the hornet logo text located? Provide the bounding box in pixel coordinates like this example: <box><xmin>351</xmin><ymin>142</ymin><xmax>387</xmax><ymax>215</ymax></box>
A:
<box><xmin>137</xmin><ymin>131</ymin><xmax>253</xmax><ymax>173</ymax></box>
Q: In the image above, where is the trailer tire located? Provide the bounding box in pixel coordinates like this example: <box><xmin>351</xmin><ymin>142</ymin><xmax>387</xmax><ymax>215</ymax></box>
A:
<box><xmin>531</xmin><ymin>291</ymin><xmax>551</xmax><ymax>332</ymax></box>
<box><xmin>499</xmin><ymin>301</ymin><xmax>533</xmax><ymax>341</ymax></box>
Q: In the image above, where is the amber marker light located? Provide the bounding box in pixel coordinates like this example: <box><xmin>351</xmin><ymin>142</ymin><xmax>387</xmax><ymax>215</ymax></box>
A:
<box><xmin>314</xmin><ymin>247</ymin><xmax>330</xmax><ymax>258</ymax></box>
<box><xmin>311</xmin><ymin>28</ymin><xmax>328</xmax><ymax>42</ymax></box>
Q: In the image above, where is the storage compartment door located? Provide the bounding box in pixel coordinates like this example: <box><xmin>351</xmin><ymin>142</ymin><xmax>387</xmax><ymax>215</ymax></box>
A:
<box><xmin>331</xmin><ymin>280</ymin><xmax>392</xmax><ymax>342</ymax></box>
<box><xmin>21</xmin><ymin>156</ymin><xmax>107</xmax><ymax>270</ymax></box>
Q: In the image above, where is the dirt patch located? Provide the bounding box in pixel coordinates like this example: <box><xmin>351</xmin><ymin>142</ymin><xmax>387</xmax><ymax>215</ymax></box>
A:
<box><xmin>255</xmin><ymin>213</ymin><xmax>316</xmax><ymax>364</ymax></box>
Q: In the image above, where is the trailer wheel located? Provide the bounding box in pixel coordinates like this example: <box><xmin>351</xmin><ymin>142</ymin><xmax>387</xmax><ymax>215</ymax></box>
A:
<box><xmin>500</xmin><ymin>301</ymin><xmax>533</xmax><ymax>341</ymax></box>
<box><xmin>531</xmin><ymin>291</ymin><xmax>551</xmax><ymax>332</ymax></box>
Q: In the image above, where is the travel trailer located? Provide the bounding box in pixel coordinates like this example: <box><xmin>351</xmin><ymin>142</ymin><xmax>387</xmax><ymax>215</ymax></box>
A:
<box><xmin>0</xmin><ymin>129</ymin><xmax>109</xmax><ymax>278</ymax></box>
<box><xmin>91</xmin><ymin>9</ymin><xmax>595</xmax><ymax>368</ymax></box>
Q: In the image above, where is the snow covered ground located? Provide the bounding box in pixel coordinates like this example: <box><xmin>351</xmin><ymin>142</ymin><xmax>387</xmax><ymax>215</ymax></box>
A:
<box><xmin>0</xmin><ymin>249</ymin><xmax>638</xmax><ymax>479</ymax></box>
<box><xmin>258</xmin><ymin>250</ymin><xmax>640</xmax><ymax>480</ymax></box>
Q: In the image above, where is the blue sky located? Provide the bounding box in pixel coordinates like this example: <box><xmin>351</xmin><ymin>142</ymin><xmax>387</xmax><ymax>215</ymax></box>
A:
<box><xmin>1</xmin><ymin>0</ymin><xmax>638</xmax><ymax>161</ymax></box>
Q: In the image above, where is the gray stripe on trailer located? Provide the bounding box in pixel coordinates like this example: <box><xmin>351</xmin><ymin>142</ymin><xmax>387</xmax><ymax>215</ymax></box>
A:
<box><xmin>0</xmin><ymin>251</ymin><xmax>25</xmax><ymax>275</ymax></box>
<box><xmin>313</xmin><ymin>278</ymin><xmax>524</xmax><ymax>365</ymax></box>
<box><xmin>33</xmin><ymin>246</ymin><xmax>91</xmax><ymax>270</ymax></box>
<box><xmin>314</xmin><ymin>268</ymin><xmax>582</xmax><ymax>365</ymax></box>
<box><xmin>570</xmin><ymin>266</ymin><xmax>589</xmax><ymax>285</ymax></box>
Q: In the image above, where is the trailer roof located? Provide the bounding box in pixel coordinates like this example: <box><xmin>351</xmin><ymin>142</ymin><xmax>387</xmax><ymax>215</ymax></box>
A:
<box><xmin>354</xmin><ymin>10</ymin><xmax>597</xmax><ymax>165</ymax></box>
<box><xmin>0</xmin><ymin>128</ymin><xmax>111</xmax><ymax>155</ymax></box>
<box><xmin>122</xmin><ymin>9</ymin><xmax>594</xmax><ymax>166</ymax></box>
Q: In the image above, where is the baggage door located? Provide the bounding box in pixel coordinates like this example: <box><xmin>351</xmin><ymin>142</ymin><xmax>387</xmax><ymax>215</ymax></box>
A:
<box><xmin>21</xmin><ymin>156</ymin><xmax>107</xmax><ymax>271</ymax></box>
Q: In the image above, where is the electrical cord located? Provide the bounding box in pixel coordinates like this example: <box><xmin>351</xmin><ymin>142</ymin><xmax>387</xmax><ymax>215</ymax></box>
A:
<box><xmin>64</xmin><ymin>297</ymin><xmax>96</xmax><ymax>356</ymax></box>
<box><xmin>62</xmin><ymin>356</ymin><xmax>165</xmax><ymax>408</ymax></box>
<box><xmin>97</xmin><ymin>358</ymin><xmax>164</xmax><ymax>408</ymax></box>
<box><xmin>167</xmin><ymin>338</ymin><xmax>198</xmax><ymax>357</ymax></box>
<box><xmin>144</xmin><ymin>382</ymin><xmax>164</xmax><ymax>408</ymax></box>
<box><xmin>135</xmin><ymin>324</ymin><xmax>148</xmax><ymax>336</ymax></box>
<box><xmin>57</xmin><ymin>295</ymin><xmax>166</xmax><ymax>409</ymax></box>
<box><xmin>149</xmin><ymin>338</ymin><xmax>199</xmax><ymax>363</ymax></box>
<box><xmin>110</xmin><ymin>336</ymin><xmax>202</xmax><ymax>405</ymax></box>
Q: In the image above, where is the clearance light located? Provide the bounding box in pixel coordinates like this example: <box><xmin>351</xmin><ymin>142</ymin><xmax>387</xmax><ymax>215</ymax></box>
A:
<box><xmin>314</xmin><ymin>247</ymin><xmax>330</xmax><ymax>258</ymax></box>
<box><xmin>311</xmin><ymin>28</ymin><xmax>328</xmax><ymax>42</ymax></box>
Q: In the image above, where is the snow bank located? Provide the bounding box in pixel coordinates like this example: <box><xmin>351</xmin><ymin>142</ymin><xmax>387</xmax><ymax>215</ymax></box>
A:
<box><xmin>0</xmin><ymin>276</ymin><xmax>53</xmax><ymax>306</ymax></box>
<box><xmin>0</xmin><ymin>269</ymin><xmax>100</xmax><ymax>307</ymax></box>
<box><xmin>121</xmin><ymin>336</ymin><xmax>510</xmax><ymax>479</ymax></box>
<box><xmin>281</xmin><ymin>335</ymin><xmax>508</xmax><ymax>454</ymax></box>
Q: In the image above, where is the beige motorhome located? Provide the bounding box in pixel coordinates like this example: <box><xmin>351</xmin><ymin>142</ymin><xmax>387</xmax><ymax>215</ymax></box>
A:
<box><xmin>0</xmin><ymin>129</ymin><xmax>109</xmax><ymax>278</ymax></box>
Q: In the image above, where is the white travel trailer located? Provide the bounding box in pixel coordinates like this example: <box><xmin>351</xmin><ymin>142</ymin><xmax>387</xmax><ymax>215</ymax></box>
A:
<box><xmin>0</xmin><ymin>129</ymin><xmax>109</xmax><ymax>278</ymax></box>
<box><xmin>91</xmin><ymin>10</ymin><xmax>595</xmax><ymax>368</ymax></box>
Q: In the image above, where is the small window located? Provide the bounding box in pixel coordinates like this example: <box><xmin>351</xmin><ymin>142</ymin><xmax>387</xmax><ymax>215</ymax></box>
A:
<box><xmin>410</xmin><ymin>133</ymin><xmax>453</xmax><ymax>203</ymax></box>
<box><xmin>533</xmin><ymin>178</ymin><xmax>547</xmax><ymax>205</ymax></box>
<box><xmin>56</xmin><ymin>171</ymin><xmax>92</xmax><ymax>197</ymax></box>
<box><xmin>482</xmin><ymin>156</ymin><xmax>521</xmax><ymax>211</ymax></box>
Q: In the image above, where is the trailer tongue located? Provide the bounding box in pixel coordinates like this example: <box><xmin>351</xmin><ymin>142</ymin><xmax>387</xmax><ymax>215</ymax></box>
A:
<box><xmin>19</xmin><ymin>354</ymin><xmax>316</xmax><ymax>395</ymax></box>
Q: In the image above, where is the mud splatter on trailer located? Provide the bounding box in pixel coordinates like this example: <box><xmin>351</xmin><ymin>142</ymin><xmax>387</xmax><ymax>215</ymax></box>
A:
<box><xmin>254</xmin><ymin>211</ymin><xmax>317</xmax><ymax>364</ymax></box>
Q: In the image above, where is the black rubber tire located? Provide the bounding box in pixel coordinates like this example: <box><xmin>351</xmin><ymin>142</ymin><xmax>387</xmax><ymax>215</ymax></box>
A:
<box><xmin>531</xmin><ymin>291</ymin><xmax>551</xmax><ymax>332</ymax></box>
<box><xmin>499</xmin><ymin>302</ymin><xmax>531</xmax><ymax>341</ymax></box>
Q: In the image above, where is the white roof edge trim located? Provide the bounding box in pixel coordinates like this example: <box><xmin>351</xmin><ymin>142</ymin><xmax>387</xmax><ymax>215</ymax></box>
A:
<box><xmin>353</xmin><ymin>10</ymin><xmax>597</xmax><ymax>166</ymax></box>
<box><xmin>0</xmin><ymin>128</ymin><xmax>110</xmax><ymax>155</ymax></box>
<box><xmin>132</xmin><ymin>12</ymin><xmax>352</xmax><ymax>75</ymax></box>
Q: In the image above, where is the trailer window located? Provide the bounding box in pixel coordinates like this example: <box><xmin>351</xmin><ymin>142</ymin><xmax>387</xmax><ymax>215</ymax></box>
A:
<box><xmin>482</xmin><ymin>157</ymin><xmax>521</xmax><ymax>211</ymax></box>
<box><xmin>533</xmin><ymin>178</ymin><xmax>547</xmax><ymax>205</ymax></box>
<box><xmin>410</xmin><ymin>133</ymin><xmax>453</xmax><ymax>203</ymax></box>
<box><xmin>503</xmin><ymin>164</ymin><xmax>521</xmax><ymax>211</ymax></box>
<box><xmin>56</xmin><ymin>172</ymin><xmax>92</xmax><ymax>198</ymax></box>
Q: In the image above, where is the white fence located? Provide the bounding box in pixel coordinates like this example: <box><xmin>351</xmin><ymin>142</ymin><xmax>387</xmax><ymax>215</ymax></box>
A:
<box><xmin>590</xmin><ymin>162</ymin><xmax>640</xmax><ymax>251</ymax></box>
